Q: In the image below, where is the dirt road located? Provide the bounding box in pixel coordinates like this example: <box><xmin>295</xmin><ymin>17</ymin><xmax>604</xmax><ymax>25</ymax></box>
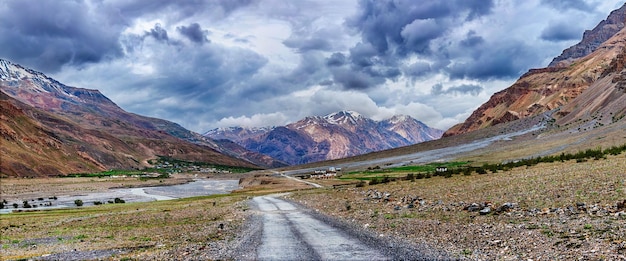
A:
<box><xmin>244</xmin><ymin>194</ymin><xmax>449</xmax><ymax>260</ymax></box>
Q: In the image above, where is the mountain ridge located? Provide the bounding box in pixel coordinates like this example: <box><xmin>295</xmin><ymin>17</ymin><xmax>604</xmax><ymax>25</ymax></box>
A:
<box><xmin>444</xmin><ymin>3</ymin><xmax>626</xmax><ymax>137</ymax></box>
<box><xmin>0</xmin><ymin>58</ymin><xmax>283</xmax><ymax>177</ymax></box>
<box><xmin>205</xmin><ymin>111</ymin><xmax>443</xmax><ymax>165</ymax></box>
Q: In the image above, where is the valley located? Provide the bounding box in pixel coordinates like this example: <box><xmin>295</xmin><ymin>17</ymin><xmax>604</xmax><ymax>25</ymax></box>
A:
<box><xmin>2</xmin><ymin>1</ymin><xmax>626</xmax><ymax>260</ymax></box>
<box><xmin>1</xmin><ymin>140</ymin><xmax>624</xmax><ymax>260</ymax></box>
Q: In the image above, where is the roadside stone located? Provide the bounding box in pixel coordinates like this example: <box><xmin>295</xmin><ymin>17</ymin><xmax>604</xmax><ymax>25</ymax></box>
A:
<box><xmin>496</xmin><ymin>202</ymin><xmax>516</xmax><ymax>213</ymax></box>
<box><xmin>466</xmin><ymin>203</ymin><xmax>481</xmax><ymax>212</ymax></box>
<box><xmin>479</xmin><ymin>207</ymin><xmax>491</xmax><ymax>215</ymax></box>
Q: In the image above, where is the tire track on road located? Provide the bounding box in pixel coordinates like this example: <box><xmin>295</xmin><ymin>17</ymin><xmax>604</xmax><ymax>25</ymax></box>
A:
<box><xmin>253</xmin><ymin>195</ymin><xmax>388</xmax><ymax>260</ymax></box>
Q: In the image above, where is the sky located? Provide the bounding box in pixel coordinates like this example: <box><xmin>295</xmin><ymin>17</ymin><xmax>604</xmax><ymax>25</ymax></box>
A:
<box><xmin>1</xmin><ymin>0</ymin><xmax>624</xmax><ymax>133</ymax></box>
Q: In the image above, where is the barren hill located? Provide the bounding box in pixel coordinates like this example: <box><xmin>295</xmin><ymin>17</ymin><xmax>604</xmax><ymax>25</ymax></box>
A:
<box><xmin>0</xmin><ymin>59</ymin><xmax>262</xmax><ymax>177</ymax></box>
<box><xmin>444</xmin><ymin>3</ymin><xmax>626</xmax><ymax>137</ymax></box>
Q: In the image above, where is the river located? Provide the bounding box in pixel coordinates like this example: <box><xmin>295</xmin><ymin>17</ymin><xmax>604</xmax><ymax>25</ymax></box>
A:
<box><xmin>0</xmin><ymin>179</ymin><xmax>239</xmax><ymax>214</ymax></box>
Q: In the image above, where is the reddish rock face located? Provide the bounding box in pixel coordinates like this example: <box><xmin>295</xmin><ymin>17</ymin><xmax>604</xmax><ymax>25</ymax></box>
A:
<box><xmin>445</xmin><ymin>4</ymin><xmax>626</xmax><ymax>137</ymax></box>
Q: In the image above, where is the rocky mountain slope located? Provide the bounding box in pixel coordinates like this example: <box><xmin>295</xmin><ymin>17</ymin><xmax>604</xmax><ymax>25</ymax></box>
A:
<box><xmin>444</xmin><ymin>3</ymin><xmax>626</xmax><ymax>137</ymax></box>
<box><xmin>205</xmin><ymin>111</ymin><xmax>443</xmax><ymax>165</ymax></box>
<box><xmin>0</xmin><ymin>59</ymin><xmax>270</xmax><ymax>177</ymax></box>
<box><xmin>549</xmin><ymin>3</ymin><xmax>626</xmax><ymax>67</ymax></box>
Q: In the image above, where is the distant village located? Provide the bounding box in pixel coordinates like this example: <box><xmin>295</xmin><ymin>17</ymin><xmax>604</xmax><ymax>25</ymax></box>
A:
<box><xmin>297</xmin><ymin>167</ymin><xmax>342</xmax><ymax>179</ymax></box>
<box><xmin>153</xmin><ymin>161</ymin><xmax>233</xmax><ymax>174</ymax></box>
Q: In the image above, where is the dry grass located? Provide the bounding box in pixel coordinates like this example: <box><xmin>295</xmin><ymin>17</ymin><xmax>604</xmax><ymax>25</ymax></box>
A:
<box><xmin>288</xmin><ymin>155</ymin><xmax>626</xmax><ymax>260</ymax></box>
<box><xmin>0</xmin><ymin>193</ymin><xmax>250</xmax><ymax>260</ymax></box>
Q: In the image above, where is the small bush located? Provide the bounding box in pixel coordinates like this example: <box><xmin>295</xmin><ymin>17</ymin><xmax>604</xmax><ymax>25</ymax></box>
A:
<box><xmin>23</xmin><ymin>201</ymin><xmax>32</xmax><ymax>208</ymax></box>
<box><xmin>355</xmin><ymin>180</ymin><xmax>367</xmax><ymax>187</ymax></box>
<box><xmin>74</xmin><ymin>199</ymin><xmax>83</xmax><ymax>206</ymax></box>
<box><xmin>114</xmin><ymin>198</ymin><xmax>125</xmax><ymax>204</ymax></box>
<box><xmin>93</xmin><ymin>201</ymin><xmax>103</xmax><ymax>205</ymax></box>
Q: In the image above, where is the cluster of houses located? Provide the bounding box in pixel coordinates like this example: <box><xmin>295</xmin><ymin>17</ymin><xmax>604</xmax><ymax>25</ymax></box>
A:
<box><xmin>154</xmin><ymin>161</ymin><xmax>231</xmax><ymax>174</ymax></box>
<box><xmin>299</xmin><ymin>167</ymin><xmax>342</xmax><ymax>179</ymax></box>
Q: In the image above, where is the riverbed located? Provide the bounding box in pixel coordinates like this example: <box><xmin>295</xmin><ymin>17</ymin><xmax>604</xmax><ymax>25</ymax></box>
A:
<box><xmin>0</xmin><ymin>179</ymin><xmax>239</xmax><ymax>214</ymax></box>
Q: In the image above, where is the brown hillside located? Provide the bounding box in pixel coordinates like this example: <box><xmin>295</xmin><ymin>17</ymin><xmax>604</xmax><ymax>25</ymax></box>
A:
<box><xmin>444</xmin><ymin>23</ymin><xmax>626</xmax><ymax>137</ymax></box>
<box><xmin>0</xmin><ymin>91</ymin><xmax>259</xmax><ymax>177</ymax></box>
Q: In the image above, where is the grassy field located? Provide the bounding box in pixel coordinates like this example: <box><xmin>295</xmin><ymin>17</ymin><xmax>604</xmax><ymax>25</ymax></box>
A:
<box><xmin>0</xmin><ymin>193</ymin><xmax>248</xmax><ymax>260</ymax></box>
<box><xmin>340</xmin><ymin>161</ymin><xmax>469</xmax><ymax>180</ymax></box>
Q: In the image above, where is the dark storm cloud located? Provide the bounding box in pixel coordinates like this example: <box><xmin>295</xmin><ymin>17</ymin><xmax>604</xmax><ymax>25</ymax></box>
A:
<box><xmin>177</xmin><ymin>23</ymin><xmax>210</xmax><ymax>44</ymax></box>
<box><xmin>347</xmin><ymin>0</ymin><xmax>494</xmax><ymax>54</ymax></box>
<box><xmin>147</xmin><ymin>24</ymin><xmax>169</xmax><ymax>42</ymax></box>
<box><xmin>404</xmin><ymin>62</ymin><xmax>432</xmax><ymax>78</ymax></box>
<box><xmin>331</xmin><ymin>67</ymin><xmax>383</xmax><ymax>90</ymax></box>
<box><xmin>326</xmin><ymin>53</ymin><xmax>347</xmax><ymax>67</ymax></box>
<box><xmin>0</xmin><ymin>0</ymin><xmax>255</xmax><ymax>73</ymax></box>
<box><xmin>283</xmin><ymin>37</ymin><xmax>332</xmax><ymax>52</ymax></box>
<box><xmin>460</xmin><ymin>30</ymin><xmax>485</xmax><ymax>47</ymax></box>
<box><xmin>431</xmin><ymin>83</ymin><xmax>483</xmax><ymax>96</ymax></box>
<box><xmin>0</xmin><ymin>0</ymin><xmax>124</xmax><ymax>72</ymax></box>
<box><xmin>446</xmin><ymin>41</ymin><xmax>536</xmax><ymax>80</ymax></box>
<box><xmin>112</xmin><ymin>0</ymin><xmax>256</xmax><ymax>22</ymax></box>
<box><xmin>540</xmin><ymin>22</ymin><xmax>582</xmax><ymax>42</ymax></box>
<box><xmin>331</xmin><ymin>0</ymin><xmax>498</xmax><ymax>90</ymax></box>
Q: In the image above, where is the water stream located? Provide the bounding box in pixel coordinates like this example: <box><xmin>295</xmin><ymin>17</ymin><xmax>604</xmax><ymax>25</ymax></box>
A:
<box><xmin>0</xmin><ymin>179</ymin><xmax>239</xmax><ymax>214</ymax></box>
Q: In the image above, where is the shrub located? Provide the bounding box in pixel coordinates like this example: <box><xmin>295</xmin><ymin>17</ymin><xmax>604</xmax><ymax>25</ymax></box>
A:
<box><xmin>74</xmin><ymin>199</ymin><xmax>83</xmax><ymax>206</ymax></box>
<box><xmin>355</xmin><ymin>180</ymin><xmax>367</xmax><ymax>187</ymax></box>
<box><xmin>114</xmin><ymin>198</ymin><xmax>125</xmax><ymax>204</ymax></box>
<box><xmin>23</xmin><ymin>200</ymin><xmax>32</xmax><ymax>208</ymax></box>
<box><xmin>93</xmin><ymin>201</ymin><xmax>103</xmax><ymax>205</ymax></box>
<box><xmin>12</xmin><ymin>203</ymin><xmax>18</xmax><ymax>208</ymax></box>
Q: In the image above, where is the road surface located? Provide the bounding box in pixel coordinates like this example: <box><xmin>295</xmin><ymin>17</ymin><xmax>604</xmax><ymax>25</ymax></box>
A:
<box><xmin>239</xmin><ymin>194</ymin><xmax>453</xmax><ymax>261</ymax></box>
<box><xmin>253</xmin><ymin>195</ymin><xmax>386</xmax><ymax>260</ymax></box>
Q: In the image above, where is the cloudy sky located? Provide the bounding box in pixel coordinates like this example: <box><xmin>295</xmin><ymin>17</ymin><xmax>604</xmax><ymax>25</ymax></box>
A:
<box><xmin>1</xmin><ymin>0</ymin><xmax>623</xmax><ymax>132</ymax></box>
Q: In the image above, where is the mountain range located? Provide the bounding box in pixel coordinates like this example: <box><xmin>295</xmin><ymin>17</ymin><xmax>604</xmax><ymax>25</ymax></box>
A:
<box><xmin>3</xmin><ymin>3</ymin><xmax>626</xmax><ymax>177</ymax></box>
<box><xmin>0</xmin><ymin>59</ymin><xmax>285</xmax><ymax>177</ymax></box>
<box><xmin>204</xmin><ymin>111</ymin><xmax>443</xmax><ymax>165</ymax></box>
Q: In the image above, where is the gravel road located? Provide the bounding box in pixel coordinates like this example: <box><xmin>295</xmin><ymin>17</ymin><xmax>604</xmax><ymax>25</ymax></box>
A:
<box><xmin>232</xmin><ymin>194</ymin><xmax>451</xmax><ymax>261</ymax></box>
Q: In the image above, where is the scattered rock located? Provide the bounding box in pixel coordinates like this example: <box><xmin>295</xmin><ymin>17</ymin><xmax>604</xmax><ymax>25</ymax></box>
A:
<box><xmin>466</xmin><ymin>203</ymin><xmax>482</xmax><ymax>212</ymax></box>
<box><xmin>479</xmin><ymin>207</ymin><xmax>491</xmax><ymax>215</ymax></box>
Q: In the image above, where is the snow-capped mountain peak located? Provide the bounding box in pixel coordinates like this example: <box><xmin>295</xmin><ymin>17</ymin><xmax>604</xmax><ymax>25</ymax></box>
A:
<box><xmin>204</xmin><ymin>110</ymin><xmax>444</xmax><ymax>165</ymax></box>
<box><xmin>388</xmin><ymin>114</ymin><xmax>410</xmax><ymax>125</ymax></box>
<box><xmin>0</xmin><ymin>58</ymin><xmax>89</xmax><ymax>103</ymax></box>
<box><xmin>324</xmin><ymin>110</ymin><xmax>364</xmax><ymax>125</ymax></box>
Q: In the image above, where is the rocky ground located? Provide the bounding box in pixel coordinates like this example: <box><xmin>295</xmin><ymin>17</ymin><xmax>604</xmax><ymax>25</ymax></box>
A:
<box><xmin>287</xmin><ymin>156</ymin><xmax>626</xmax><ymax>260</ymax></box>
<box><xmin>2</xmin><ymin>156</ymin><xmax>624</xmax><ymax>260</ymax></box>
